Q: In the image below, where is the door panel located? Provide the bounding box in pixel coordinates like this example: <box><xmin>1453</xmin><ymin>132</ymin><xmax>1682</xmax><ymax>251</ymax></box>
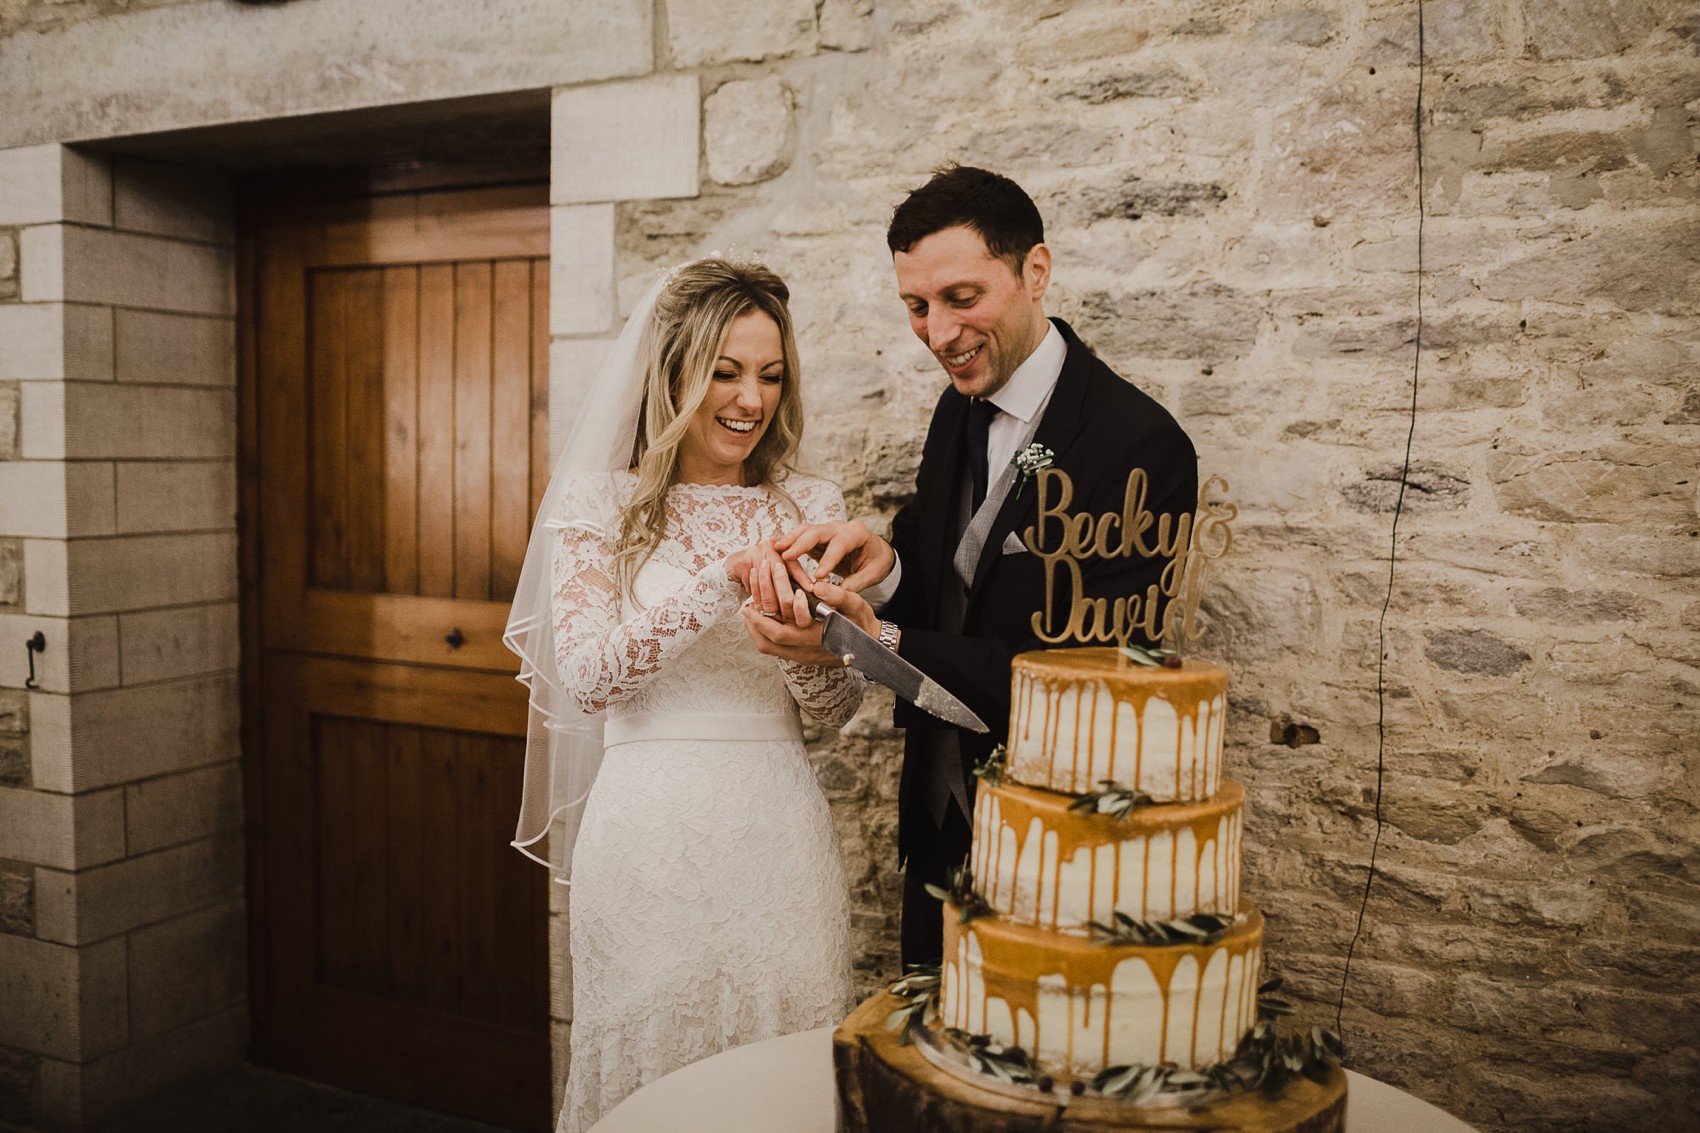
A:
<box><xmin>245</xmin><ymin>183</ymin><xmax>552</xmax><ymax>1130</ymax></box>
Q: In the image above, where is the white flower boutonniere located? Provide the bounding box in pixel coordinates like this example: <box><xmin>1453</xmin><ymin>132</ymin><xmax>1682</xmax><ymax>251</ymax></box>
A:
<box><xmin>1010</xmin><ymin>443</ymin><xmax>1055</xmax><ymax>498</ymax></box>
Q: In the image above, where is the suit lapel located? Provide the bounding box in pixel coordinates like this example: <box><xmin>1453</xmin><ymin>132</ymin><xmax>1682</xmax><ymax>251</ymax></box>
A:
<box><xmin>921</xmin><ymin>392</ymin><xmax>970</xmax><ymax>616</ymax></box>
<box><xmin>965</xmin><ymin>329</ymin><xmax>1093</xmax><ymax>601</ymax></box>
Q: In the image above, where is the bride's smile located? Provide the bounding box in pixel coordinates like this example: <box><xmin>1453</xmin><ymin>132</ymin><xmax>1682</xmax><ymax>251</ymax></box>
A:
<box><xmin>678</xmin><ymin>309</ymin><xmax>786</xmax><ymax>485</ymax></box>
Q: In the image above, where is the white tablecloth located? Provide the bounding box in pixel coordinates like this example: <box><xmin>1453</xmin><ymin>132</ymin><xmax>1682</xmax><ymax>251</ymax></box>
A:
<box><xmin>591</xmin><ymin>1026</ymin><xmax>1477</xmax><ymax>1132</ymax></box>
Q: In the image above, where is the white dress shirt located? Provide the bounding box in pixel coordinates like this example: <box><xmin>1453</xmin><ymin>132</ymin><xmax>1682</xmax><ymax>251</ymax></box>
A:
<box><xmin>981</xmin><ymin>321</ymin><xmax>1066</xmax><ymax>481</ymax></box>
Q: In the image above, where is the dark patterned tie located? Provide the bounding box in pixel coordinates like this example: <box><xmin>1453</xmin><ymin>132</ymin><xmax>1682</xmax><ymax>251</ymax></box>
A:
<box><xmin>965</xmin><ymin>398</ymin><xmax>998</xmax><ymax>512</ymax></box>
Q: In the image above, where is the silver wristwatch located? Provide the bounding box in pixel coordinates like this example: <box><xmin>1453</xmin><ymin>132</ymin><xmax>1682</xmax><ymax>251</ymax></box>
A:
<box><xmin>877</xmin><ymin>620</ymin><xmax>900</xmax><ymax>651</ymax></box>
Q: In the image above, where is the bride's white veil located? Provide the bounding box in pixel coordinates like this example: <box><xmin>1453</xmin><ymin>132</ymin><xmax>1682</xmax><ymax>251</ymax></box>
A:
<box><xmin>504</xmin><ymin>271</ymin><xmax>670</xmax><ymax>882</ymax></box>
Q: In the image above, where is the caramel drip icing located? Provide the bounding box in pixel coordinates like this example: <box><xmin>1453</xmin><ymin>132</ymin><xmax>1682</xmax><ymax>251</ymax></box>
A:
<box><xmin>941</xmin><ymin>903</ymin><xmax>1264</xmax><ymax>1072</ymax></box>
<box><xmin>971</xmin><ymin>780</ymin><xmax>1247</xmax><ymax>929</ymax></box>
<box><xmin>1005</xmin><ymin>650</ymin><xmax>1228</xmax><ymax>799</ymax></box>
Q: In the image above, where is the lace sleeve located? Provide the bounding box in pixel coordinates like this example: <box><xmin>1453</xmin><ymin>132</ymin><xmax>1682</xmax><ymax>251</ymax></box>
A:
<box><xmin>778</xmin><ymin>476</ymin><xmax>866</xmax><ymax>727</ymax></box>
<box><xmin>551</xmin><ymin>520</ymin><xmax>745</xmax><ymax>714</ymax></box>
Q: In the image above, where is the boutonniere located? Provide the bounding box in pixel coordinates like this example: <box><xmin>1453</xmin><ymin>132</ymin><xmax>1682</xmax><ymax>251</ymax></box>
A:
<box><xmin>1010</xmin><ymin>443</ymin><xmax>1055</xmax><ymax>498</ymax></box>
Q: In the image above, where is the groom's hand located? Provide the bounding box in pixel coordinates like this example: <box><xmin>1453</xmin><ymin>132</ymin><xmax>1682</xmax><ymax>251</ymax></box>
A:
<box><xmin>774</xmin><ymin>520</ymin><xmax>894</xmax><ymax>593</ymax></box>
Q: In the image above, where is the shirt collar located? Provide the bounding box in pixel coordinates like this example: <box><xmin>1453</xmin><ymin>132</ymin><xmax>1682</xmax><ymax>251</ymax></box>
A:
<box><xmin>984</xmin><ymin>320</ymin><xmax>1065</xmax><ymax>423</ymax></box>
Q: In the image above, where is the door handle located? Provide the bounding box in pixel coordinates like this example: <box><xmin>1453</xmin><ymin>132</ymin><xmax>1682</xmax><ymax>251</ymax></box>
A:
<box><xmin>445</xmin><ymin>627</ymin><xmax>465</xmax><ymax>650</ymax></box>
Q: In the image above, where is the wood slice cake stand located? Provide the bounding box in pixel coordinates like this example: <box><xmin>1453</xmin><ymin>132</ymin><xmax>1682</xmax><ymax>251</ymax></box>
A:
<box><xmin>833</xmin><ymin>992</ymin><xmax>1346</xmax><ymax>1133</ymax></box>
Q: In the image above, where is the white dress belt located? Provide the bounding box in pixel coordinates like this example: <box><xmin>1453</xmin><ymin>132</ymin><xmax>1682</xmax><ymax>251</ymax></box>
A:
<box><xmin>603</xmin><ymin>711</ymin><xmax>804</xmax><ymax>747</ymax></box>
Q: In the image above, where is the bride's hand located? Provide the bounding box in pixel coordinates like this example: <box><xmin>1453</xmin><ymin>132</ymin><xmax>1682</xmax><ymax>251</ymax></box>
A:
<box><xmin>754</xmin><ymin>554</ymin><xmax>815</xmax><ymax>627</ymax></box>
<box><xmin>724</xmin><ymin>541</ymin><xmax>767</xmax><ymax>590</ymax></box>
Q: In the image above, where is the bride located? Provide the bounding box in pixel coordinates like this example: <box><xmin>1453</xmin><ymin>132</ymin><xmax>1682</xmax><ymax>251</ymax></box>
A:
<box><xmin>503</xmin><ymin>259</ymin><xmax>872</xmax><ymax>1132</ymax></box>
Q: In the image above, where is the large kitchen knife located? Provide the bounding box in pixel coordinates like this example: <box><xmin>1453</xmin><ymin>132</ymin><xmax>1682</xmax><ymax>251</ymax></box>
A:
<box><xmin>815</xmin><ymin>603</ymin><xmax>988</xmax><ymax>733</ymax></box>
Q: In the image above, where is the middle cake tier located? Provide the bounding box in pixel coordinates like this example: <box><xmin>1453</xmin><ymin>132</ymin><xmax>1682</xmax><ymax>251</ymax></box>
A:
<box><xmin>970</xmin><ymin>778</ymin><xmax>1245</xmax><ymax>932</ymax></box>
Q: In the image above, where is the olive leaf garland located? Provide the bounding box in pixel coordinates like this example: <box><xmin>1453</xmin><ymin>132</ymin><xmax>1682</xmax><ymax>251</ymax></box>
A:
<box><xmin>972</xmin><ymin>743</ymin><xmax>1007</xmax><ymax>787</ymax></box>
<box><xmin>884</xmin><ymin>963</ymin><xmax>941</xmax><ymax>1047</ymax></box>
<box><xmin>924</xmin><ymin>862</ymin><xmax>994</xmax><ymax>925</ymax></box>
<box><xmin>1090</xmin><ymin>978</ymin><xmax>1345</xmax><ymax>1106</ymax></box>
<box><xmin>1068</xmin><ymin>779</ymin><xmax>1158</xmax><ymax>819</ymax></box>
<box><xmin>942</xmin><ymin>1029</ymin><xmax>1039</xmax><ymax>1084</ymax></box>
<box><xmin>1118</xmin><ymin>642</ymin><xmax>1182</xmax><ymax>669</ymax></box>
<box><xmin>1088</xmin><ymin>910</ymin><xmax>1238</xmax><ymax>947</ymax></box>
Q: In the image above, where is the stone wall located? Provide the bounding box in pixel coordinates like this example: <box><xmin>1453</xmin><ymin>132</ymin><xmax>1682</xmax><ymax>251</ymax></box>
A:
<box><xmin>0</xmin><ymin>1</ymin><xmax>1695</xmax><ymax>1131</ymax></box>
<box><xmin>593</xmin><ymin>3</ymin><xmax>1699</xmax><ymax>1131</ymax></box>
<box><xmin>0</xmin><ymin>145</ymin><xmax>244</xmax><ymax>1129</ymax></box>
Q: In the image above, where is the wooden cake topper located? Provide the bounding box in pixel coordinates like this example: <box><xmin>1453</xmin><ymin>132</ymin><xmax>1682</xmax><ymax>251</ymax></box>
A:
<box><xmin>1021</xmin><ymin>468</ymin><xmax>1236</xmax><ymax>650</ymax></box>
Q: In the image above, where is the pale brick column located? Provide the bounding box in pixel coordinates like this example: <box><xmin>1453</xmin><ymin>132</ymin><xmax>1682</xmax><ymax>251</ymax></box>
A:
<box><xmin>0</xmin><ymin>143</ymin><xmax>241</xmax><ymax>1130</ymax></box>
<box><xmin>543</xmin><ymin>73</ymin><xmax>701</xmax><ymax>1112</ymax></box>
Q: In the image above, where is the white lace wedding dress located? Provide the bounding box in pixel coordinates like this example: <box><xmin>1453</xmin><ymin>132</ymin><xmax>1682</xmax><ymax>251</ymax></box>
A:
<box><xmin>549</xmin><ymin>471</ymin><xmax>863</xmax><ymax>1133</ymax></box>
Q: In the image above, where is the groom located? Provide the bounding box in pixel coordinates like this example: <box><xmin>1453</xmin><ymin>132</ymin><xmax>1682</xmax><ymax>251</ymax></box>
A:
<box><xmin>749</xmin><ymin>166</ymin><xmax>1197</xmax><ymax>966</ymax></box>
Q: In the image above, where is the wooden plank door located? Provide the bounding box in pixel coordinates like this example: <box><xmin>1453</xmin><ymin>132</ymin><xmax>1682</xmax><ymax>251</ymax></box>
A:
<box><xmin>242</xmin><ymin>183</ymin><xmax>552</xmax><ymax>1130</ymax></box>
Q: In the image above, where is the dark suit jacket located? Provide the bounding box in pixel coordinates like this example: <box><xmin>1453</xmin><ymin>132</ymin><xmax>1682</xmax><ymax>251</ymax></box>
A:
<box><xmin>879</xmin><ymin>317</ymin><xmax>1198</xmax><ymax>865</ymax></box>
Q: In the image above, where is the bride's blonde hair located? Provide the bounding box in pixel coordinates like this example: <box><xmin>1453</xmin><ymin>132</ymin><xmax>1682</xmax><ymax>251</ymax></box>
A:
<box><xmin>614</xmin><ymin>258</ymin><xmax>805</xmax><ymax>599</ymax></box>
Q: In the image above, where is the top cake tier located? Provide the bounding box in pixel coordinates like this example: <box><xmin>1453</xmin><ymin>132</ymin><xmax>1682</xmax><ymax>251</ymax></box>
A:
<box><xmin>1007</xmin><ymin>649</ymin><xmax>1229</xmax><ymax>801</ymax></box>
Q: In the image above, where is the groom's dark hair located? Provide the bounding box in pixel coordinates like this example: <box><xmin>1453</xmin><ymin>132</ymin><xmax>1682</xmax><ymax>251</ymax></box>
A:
<box><xmin>887</xmin><ymin>164</ymin><xmax>1045</xmax><ymax>276</ymax></box>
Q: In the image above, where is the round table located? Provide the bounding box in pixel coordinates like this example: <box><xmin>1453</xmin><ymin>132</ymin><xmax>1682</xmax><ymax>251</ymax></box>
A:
<box><xmin>590</xmin><ymin>1026</ymin><xmax>1477</xmax><ymax>1132</ymax></box>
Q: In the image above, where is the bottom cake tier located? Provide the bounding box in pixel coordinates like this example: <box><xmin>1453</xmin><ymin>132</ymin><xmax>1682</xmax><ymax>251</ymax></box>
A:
<box><xmin>834</xmin><ymin>991</ymin><xmax>1347</xmax><ymax>1133</ymax></box>
<box><xmin>941</xmin><ymin>901</ymin><xmax>1264</xmax><ymax>1074</ymax></box>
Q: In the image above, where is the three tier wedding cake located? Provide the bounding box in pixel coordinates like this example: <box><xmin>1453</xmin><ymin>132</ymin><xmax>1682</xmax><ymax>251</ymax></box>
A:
<box><xmin>833</xmin><ymin>646</ymin><xmax>1346</xmax><ymax>1132</ymax></box>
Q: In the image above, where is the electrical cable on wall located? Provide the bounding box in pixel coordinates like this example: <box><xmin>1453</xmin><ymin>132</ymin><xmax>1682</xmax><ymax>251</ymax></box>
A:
<box><xmin>1336</xmin><ymin>0</ymin><xmax>1425</xmax><ymax>1033</ymax></box>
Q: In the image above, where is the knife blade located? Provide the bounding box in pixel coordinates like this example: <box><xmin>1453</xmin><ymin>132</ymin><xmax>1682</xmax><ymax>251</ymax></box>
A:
<box><xmin>815</xmin><ymin>603</ymin><xmax>988</xmax><ymax>733</ymax></box>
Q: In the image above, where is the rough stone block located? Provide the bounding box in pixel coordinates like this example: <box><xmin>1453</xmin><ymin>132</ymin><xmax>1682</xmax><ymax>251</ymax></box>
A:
<box><xmin>127</xmin><ymin>902</ymin><xmax>245</xmax><ymax>1041</ymax></box>
<box><xmin>0</xmin><ymin>784</ymin><xmax>124</xmax><ymax>871</ymax></box>
<box><xmin>0</xmin><ymin>860</ymin><xmax>32</xmax><ymax>934</ymax></box>
<box><xmin>1252</xmin><ymin>8</ymin><xmax>1334</xmax><ymax>46</ymax></box>
<box><xmin>0</xmin><ymin>543</ymin><xmax>19</xmax><ymax>609</ymax></box>
<box><xmin>0</xmin><ymin>934</ymin><xmax>126</xmax><ymax>1061</ymax></box>
<box><xmin>28</xmin><ymin>673</ymin><xmax>239</xmax><ymax>795</ymax></box>
<box><xmin>1510</xmin><ymin>586</ymin><xmax>1647</xmax><ymax>624</ymax></box>
<box><xmin>37</xmin><ymin>832</ymin><xmax>244</xmax><ymax>946</ymax></box>
<box><xmin>705</xmin><ymin>76</ymin><xmax>795</xmax><ymax>187</ymax></box>
<box><xmin>1481</xmin><ymin>219</ymin><xmax>1699</xmax><ymax>315</ymax></box>
<box><xmin>549</xmin><ymin>204</ymin><xmax>615</xmax><ymax>335</ymax></box>
<box><xmin>1340</xmin><ymin>461</ymin><xmax>1471</xmax><ymax>514</ymax></box>
<box><xmin>1488</xmin><ymin>442</ymin><xmax>1695</xmax><ymax>525</ymax></box>
<box><xmin>1066</xmin><ymin>173</ymin><xmax>1227</xmax><ymax>224</ymax></box>
<box><xmin>552</xmin><ymin>77</ymin><xmax>700</xmax><ymax>204</ymax></box>
<box><xmin>1422</xmin><ymin>627</ymin><xmax>1535</xmax><ymax>675</ymax></box>
<box><xmin>112</xmin><ymin>310</ymin><xmax>234</xmax><ymax>386</ymax></box>
<box><xmin>0</xmin><ymin>738</ymin><xmax>25</xmax><ymax>788</ymax></box>
<box><xmin>23</xmin><ymin>225</ymin><xmax>234</xmax><ymax>315</ymax></box>
<box><xmin>819</xmin><ymin>0</ymin><xmax>874</xmax><ymax>51</ymax></box>
<box><xmin>667</xmin><ymin>0</ymin><xmax>818</xmax><ymax>64</ymax></box>
<box><xmin>0</xmin><ymin>382</ymin><xmax>15</xmax><ymax>460</ymax></box>
<box><xmin>0</xmin><ymin>230</ymin><xmax>15</xmax><ymax>292</ymax></box>
<box><xmin>0</xmin><ymin>145</ymin><xmax>111</xmax><ymax>228</ymax></box>
<box><xmin>111</xmin><ymin>158</ymin><xmax>233</xmax><ymax>245</ymax></box>
<box><xmin>114</xmin><ymin>461</ymin><xmax>237</xmax><ymax>534</ymax></box>
<box><xmin>1524</xmin><ymin>0</ymin><xmax>1658</xmax><ymax>59</ymax></box>
<box><xmin>1368</xmin><ymin>0</ymin><xmax>1503</xmax><ymax>64</ymax></box>
<box><xmin>124</xmin><ymin>761</ymin><xmax>242</xmax><ymax>857</ymax></box>
<box><xmin>4</xmin><ymin>688</ymin><xmax>34</xmax><ymax>736</ymax></box>
<box><xmin>1265</xmin><ymin>82</ymin><xmax>1414</xmax><ymax>221</ymax></box>
<box><xmin>1520</xmin><ymin>750</ymin><xmax>1674</xmax><ymax>800</ymax></box>
<box><xmin>1073</xmin><ymin>284</ymin><xmax>1261</xmax><ymax>362</ymax></box>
